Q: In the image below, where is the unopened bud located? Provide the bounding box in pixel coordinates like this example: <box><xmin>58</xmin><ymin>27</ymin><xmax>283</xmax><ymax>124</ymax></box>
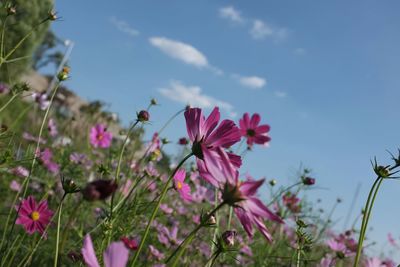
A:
<box><xmin>150</xmin><ymin>98</ymin><xmax>157</xmax><ymax>105</ymax></box>
<box><xmin>48</xmin><ymin>11</ymin><xmax>57</xmax><ymax>21</ymax></box>
<box><xmin>6</xmin><ymin>6</ymin><xmax>16</xmax><ymax>16</ymax></box>
<box><xmin>302</xmin><ymin>177</ymin><xmax>315</xmax><ymax>186</ymax></box>
<box><xmin>222</xmin><ymin>230</ymin><xmax>237</xmax><ymax>247</ymax></box>
<box><xmin>178</xmin><ymin>137</ymin><xmax>188</xmax><ymax>145</ymax></box>
<box><xmin>82</xmin><ymin>179</ymin><xmax>117</xmax><ymax>201</ymax></box>
<box><xmin>62</xmin><ymin>178</ymin><xmax>80</xmax><ymax>194</ymax></box>
<box><xmin>57</xmin><ymin>66</ymin><xmax>69</xmax><ymax>81</ymax></box>
<box><xmin>161</xmin><ymin>138</ymin><xmax>169</xmax><ymax>145</ymax></box>
<box><xmin>137</xmin><ymin>110</ymin><xmax>149</xmax><ymax>122</ymax></box>
<box><xmin>374</xmin><ymin>165</ymin><xmax>390</xmax><ymax>178</ymax></box>
<box><xmin>269</xmin><ymin>179</ymin><xmax>277</xmax><ymax>186</ymax></box>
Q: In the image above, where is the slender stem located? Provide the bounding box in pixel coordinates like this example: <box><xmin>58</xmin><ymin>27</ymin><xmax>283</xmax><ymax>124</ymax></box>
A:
<box><xmin>108</xmin><ymin>120</ymin><xmax>139</xmax><ymax>242</ymax></box>
<box><xmin>267</xmin><ymin>182</ymin><xmax>302</xmax><ymax>207</ymax></box>
<box><xmin>18</xmin><ymin>195</ymin><xmax>66</xmax><ymax>267</ymax></box>
<box><xmin>353</xmin><ymin>176</ymin><xmax>382</xmax><ymax>267</ymax></box>
<box><xmin>130</xmin><ymin>153</ymin><xmax>193</xmax><ymax>266</ymax></box>
<box><xmin>158</xmin><ymin>108</ymin><xmax>185</xmax><ymax>135</ymax></box>
<box><xmin>208</xmin><ymin>252</ymin><xmax>221</xmax><ymax>267</ymax></box>
<box><xmin>54</xmin><ymin>194</ymin><xmax>67</xmax><ymax>267</ymax></box>
<box><xmin>227</xmin><ymin>207</ymin><xmax>233</xmax><ymax>229</ymax></box>
<box><xmin>209</xmin><ymin>188</ymin><xmax>220</xmax><ymax>255</ymax></box>
<box><xmin>0</xmin><ymin>93</ymin><xmax>20</xmax><ymax>114</ymax></box>
<box><xmin>166</xmin><ymin>201</ymin><xmax>226</xmax><ymax>267</ymax></box>
<box><xmin>0</xmin><ymin>81</ymin><xmax>61</xmax><ymax>254</ymax></box>
<box><xmin>1</xmin><ymin>16</ymin><xmax>9</xmax><ymax>58</ymax></box>
<box><xmin>3</xmin><ymin>19</ymin><xmax>49</xmax><ymax>62</ymax></box>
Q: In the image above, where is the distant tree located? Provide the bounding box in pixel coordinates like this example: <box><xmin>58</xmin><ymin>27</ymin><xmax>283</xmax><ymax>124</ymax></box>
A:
<box><xmin>0</xmin><ymin>0</ymin><xmax>54</xmax><ymax>82</ymax></box>
<box><xmin>33</xmin><ymin>30</ymin><xmax>64</xmax><ymax>71</ymax></box>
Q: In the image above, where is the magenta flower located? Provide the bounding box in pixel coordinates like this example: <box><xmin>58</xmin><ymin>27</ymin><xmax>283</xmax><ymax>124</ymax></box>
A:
<box><xmin>173</xmin><ymin>169</ymin><xmax>192</xmax><ymax>201</ymax></box>
<box><xmin>82</xmin><ymin>234</ymin><xmax>129</xmax><ymax>267</ymax></box>
<box><xmin>157</xmin><ymin>223</ymin><xmax>182</xmax><ymax>246</ymax></box>
<box><xmin>10</xmin><ymin>180</ymin><xmax>21</xmax><ymax>192</ymax></box>
<box><xmin>239</xmin><ymin>113</ymin><xmax>271</xmax><ymax>147</ymax></box>
<box><xmin>89</xmin><ymin>124</ymin><xmax>113</xmax><ymax>148</ymax></box>
<box><xmin>32</xmin><ymin>92</ymin><xmax>50</xmax><ymax>110</ymax></box>
<box><xmin>47</xmin><ymin>118</ymin><xmax>58</xmax><ymax>137</ymax></box>
<box><xmin>16</xmin><ymin>196</ymin><xmax>53</xmax><ymax>235</ymax></box>
<box><xmin>10</xmin><ymin>166</ymin><xmax>29</xmax><ymax>178</ymax></box>
<box><xmin>38</xmin><ymin>148</ymin><xmax>59</xmax><ymax>174</ymax></box>
<box><xmin>184</xmin><ymin>107</ymin><xmax>241</xmax><ymax>182</ymax></box>
<box><xmin>149</xmin><ymin>245</ymin><xmax>164</xmax><ymax>261</ymax></box>
<box><xmin>120</xmin><ymin>236</ymin><xmax>138</xmax><ymax>251</ymax></box>
<box><xmin>206</xmin><ymin>151</ymin><xmax>283</xmax><ymax>241</ymax></box>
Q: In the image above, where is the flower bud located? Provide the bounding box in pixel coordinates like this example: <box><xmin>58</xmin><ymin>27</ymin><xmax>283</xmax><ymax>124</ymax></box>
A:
<box><xmin>48</xmin><ymin>11</ymin><xmax>58</xmax><ymax>21</ymax></box>
<box><xmin>269</xmin><ymin>179</ymin><xmax>277</xmax><ymax>186</ymax></box>
<box><xmin>150</xmin><ymin>98</ymin><xmax>157</xmax><ymax>105</ymax></box>
<box><xmin>302</xmin><ymin>176</ymin><xmax>315</xmax><ymax>185</ymax></box>
<box><xmin>57</xmin><ymin>66</ymin><xmax>69</xmax><ymax>81</ymax></box>
<box><xmin>161</xmin><ymin>138</ymin><xmax>169</xmax><ymax>145</ymax></box>
<box><xmin>137</xmin><ymin>110</ymin><xmax>149</xmax><ymax>122</ymax></box>
<box><xmin>82</xmin><ymin>179</ymin><xmax>117</xmax><ymax>201</ymax></box>
<box><xmin>67</xmin><ymin>251</ymin><xmax>83</xmax><ymax>262</ymax></box>
<box><xmin>222</xmin><ymin>230</ymin><xmax>237</xmax><ymax>247</ymax></box>
<box><xmin>121</xmin><ymin>237</ymin><xmax>138</xmax><ymax>251</ymax></box>
<box><xmin>6</xmin><ymin>5</ymin><xmax>16</xmax><ymax>16</ymax></box>
<box><xmin>62</xmin><ymin>178</ymin><xmax>80</xmax><ymax>194</ymax></box>
<box><xmin>374</xmin><ymin>165</ymin><xmax>390</xmax><ymax>178</ymax></box>
<box><xmin>178</xmin><ymin>137</ymin><xmax>188</xmax><ymax>145</ymax></box>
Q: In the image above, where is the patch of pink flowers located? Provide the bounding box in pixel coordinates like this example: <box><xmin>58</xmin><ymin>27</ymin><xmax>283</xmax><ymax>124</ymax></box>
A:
<box><xmin>239</xmin><ymin>112</ymin><xmax>271</xmax><ymax>147</ymax></box>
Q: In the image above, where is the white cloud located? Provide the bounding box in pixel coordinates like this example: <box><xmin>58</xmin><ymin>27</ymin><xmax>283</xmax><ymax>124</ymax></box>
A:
<box><xmin>294</xmin><ymin>47</ymin><xmax>306</xmax><ymax>55</ymax></box>
<box><xmin>110</xmin><ymin>17</ymin><xmax>139</xmax><ymax>36</ymax></box>
<box><xmin>159</xmin><ymin>80</ymin><xmax>236</xmax><ymax>117</ymax></box>
<box><xmin>250</xmin><ymin>19</ymin><xmax>288</xmax><ymax>42</ymax></box>
<box><xmin>219</xmin><ymin>6</ymin><xmax>244</xmax><ymax>23</ymax></box>
<box><xmin>234</xmin><ymin>75</ymin><xmax>266</xmax><ymax>89</ymax></box>
<box><xmin>149</xmin><ymin>37</ymin><xmax>208</xmax><ymax>68</ymax></box>
<box><xmin>274</xmin><ymin>91</ymin><xmax>287</xmax><ymax>98</ymax></box>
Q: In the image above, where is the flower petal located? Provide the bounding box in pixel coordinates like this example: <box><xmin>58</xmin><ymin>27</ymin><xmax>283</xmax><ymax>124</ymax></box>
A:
<box><xmin>82</xmin><ymin>234</ymin><xmax>100</xmax><ymax>267</ymax></box>
<box><xmin>103</xmin><ymin>241</ymin><xmax>130</xmax><ymax>267</ymax></box>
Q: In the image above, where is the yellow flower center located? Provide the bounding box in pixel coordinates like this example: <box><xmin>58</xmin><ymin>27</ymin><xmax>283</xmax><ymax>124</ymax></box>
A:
<box><xmin>176</xmin><ymin>181</ymin><xmax>183</xmax><ymax>190</ymax></box>
<box><xmin>31</xmin><ymin>211</ymin><xmax>40</xmax><ymax>221</ymax></box>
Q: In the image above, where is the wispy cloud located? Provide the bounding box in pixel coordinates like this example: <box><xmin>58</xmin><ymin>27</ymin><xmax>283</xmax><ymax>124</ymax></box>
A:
<box><xmin>159</xmin><ymin>80</ymin><xmax>236</xmax><ymax>117</ymax></box>
<box><xmin>274</xmin><ymin>91</ymin><xmax>287</xmax><ymax>98</ymax></box>
<box><xmin>149</xmin><ymin>37</ymin><xmax>208</xmax><ymax>68</ymax></box>
<box><xmin>293</xmin><ymin>47</ymin><xmax>306</xmax><ymax>56</ymax></box>
<box><xmin>250</xmin><ymin>19</ymin><xmax>288</xmax><ymax>41</ymax></box>
<box><xmin>219</xmin><ymin>6</ymin><xmax>244</xmax><ymax>23</ymax></box>
<box><xmin>233</xmin><ymin>75</ymin><xmax>266</xmax><ymax>89</ymax></box>
<box><xmin>110</xmin><ymin>17</ymin><xmax>140</xmax><ymax>37</ymax></box>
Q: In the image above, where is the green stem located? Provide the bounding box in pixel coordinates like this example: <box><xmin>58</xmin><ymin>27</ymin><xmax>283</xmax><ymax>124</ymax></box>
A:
<box><xmin>0</xmin><ymin>93</ymin><xmax>20</xmax><ymax>114</ymax></box>
<box><xmin>18</xmin><ymin>195</ymin><xmax>66</xmax><ymax>267</ymax></box>
<box><xmin>353</xmin><ymin>176</ymin><xmax>382</xmax><ymax>267</ymax></box>
<box><xmin>130</xmin><ymin>153</ymin><xmax>193</xmax><ymax>266</ymax></box>
<box><xmin>227</xmin><ymin>207</ymin><xmax>233</xmax><ymax>229</ymax></box>
<box><xmin>54</xmin><ymin>194</ymin><xmax>67</xmax><ymax>267</ymax></box>
<box><xmin>166</xmin><ymin>201</ymin><xmax>226</xmax><ymax>267</ymax></box>
<box><xmin>0</xmin><ymin>81</ymin><xmax>61</xmax><ymax>254</ymax></box>
<box><xmin>108</xmin><ymin>120</ymin><xmax>139</xmax><ymax>242</ymax></box>
<box><xmin>1</xmin><ymin>16</ymin><xmax>9</xmax><ymax>58</ymax></box>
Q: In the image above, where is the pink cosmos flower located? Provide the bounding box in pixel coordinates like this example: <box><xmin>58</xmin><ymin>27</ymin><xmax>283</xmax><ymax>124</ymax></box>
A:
<box><xmin>38</xmin><ymin>148</ymin><xmax>59</xmax><ymax>174</ymax></box>
<box><xmin>22</xmin><ymin>132</ymin><xmax>46</xmax><ymax>144</ymax></box>
<box><xmin>82</xmin><ymin>234</ymin><xmax>129</xmax><ymax>267</ymax></box>
<box><xmin>89</xmin><ymin>124</ymin><xmax>113</xmax><ymax>148</ymax></box>
<box><xmin>239</xmin><ymin>113</ymin><xmax>271</xmax><ymax>147</ymax></box>
<box><xmin>157</xmin><ymin>223</ymin><xmax>182</xmax><ymax>246</ymax></box>
<box><xmin>388</xmin><ymin>233</ymin><xmax>399</xmax><ymax>249</ymax></box>
<box><xmin>206</xmin><ymin>150</ymin><xmax>283</xmax><ymax>241</ymax></box>
<box><xmin>184</xmin><ymin>107</ymin><xmax>241</xmax><ymax>183</ymax></box>
<box><xmin>10</xmin><ymin>180</ymin><xmax>21</xmax><ymax>192</ymax></box>
<box><xmin>173</xmin><ymin>169</ymin><xmax>192</xmax><ymax>201</ymax></box>
<box><xmin>149</xmin><ymin>245</ymin><xmax>164</xmax><ymax>261</ymax></box>
<box><xmin>10</xmin><ymin>166</ymin><xmax>29</xmax><ymax>178</ymax></box>
<box><xmin>146</xmin><ymin>132</ymin><xmax>162</xmax><ymax>161</ymax></box>
<box><xmin>326</xmin><ymin>238</ymin><xmax>346</xmax><ymax>253</ymax></box>
<box><xmin>47</xmin><ymin>118</ymin><xmax>58</xmax><ymax>137</ymax></box>
<box><xmin>32</xmin><ymin>92</ymin><xmax>50</xmax><ymax>110</ymax></box>
<box><xmin>365</xmin><ymin>257</ymin><xmax>383</xmax><ymax>267</ymax></box>
<box><xmin>16</xmin><ymin>196</ymin><xmax>53</xmax><ymax>235</ymax></box>
<box><xmin>160</xmin><ymin>204</ymin><xmax>173</xmax><ymax>214</ymax></box>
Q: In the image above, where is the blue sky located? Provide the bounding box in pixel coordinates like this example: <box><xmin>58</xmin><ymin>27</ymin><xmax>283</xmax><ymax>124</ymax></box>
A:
<box><xmin>52</xmin><ymin>0</ymin><xmax>400</xmax><ymax>258</ymax></box>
